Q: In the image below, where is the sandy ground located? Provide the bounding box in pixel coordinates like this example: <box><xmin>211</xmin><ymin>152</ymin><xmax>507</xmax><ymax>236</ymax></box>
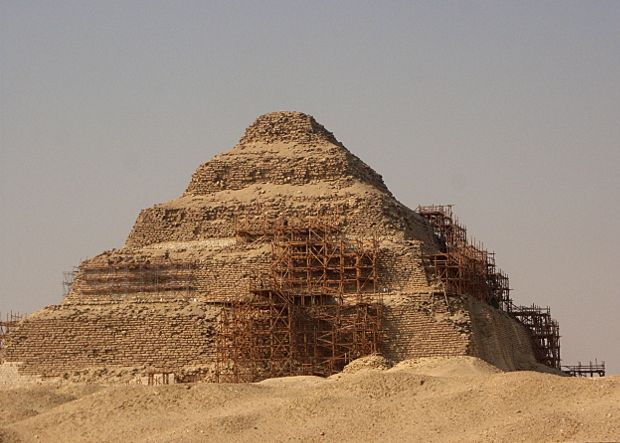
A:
<box><xmin>1</xmin><ymin>357</ymin><xmax>619</xmax><ymax>443</ymax></box>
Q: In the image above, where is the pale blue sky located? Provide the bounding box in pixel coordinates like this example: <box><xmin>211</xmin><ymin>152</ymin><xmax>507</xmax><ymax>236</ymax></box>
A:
<box><xmin>1</xmin><ymin>1</ymin><xmax>619</xmax><ymax>373</ymax></box>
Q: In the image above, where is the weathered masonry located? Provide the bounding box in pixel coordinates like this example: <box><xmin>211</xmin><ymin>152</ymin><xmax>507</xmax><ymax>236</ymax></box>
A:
<box><xmin>3</xmin><ymin>111</ymin><xmax>561</xmax><ymax>382</ymax></box>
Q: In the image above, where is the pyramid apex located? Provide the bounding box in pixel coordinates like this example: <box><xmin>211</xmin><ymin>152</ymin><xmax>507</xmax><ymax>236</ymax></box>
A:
<box><xmin>238</xmin><ymin>111</ymin><xmax>342</xmax><ymax>146</ymax></box>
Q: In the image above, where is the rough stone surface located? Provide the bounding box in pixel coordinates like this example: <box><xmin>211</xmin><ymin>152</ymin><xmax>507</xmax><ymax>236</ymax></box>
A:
<box><xmin>3</xmin><ymin>111</ymin><xmax>539</xmax><ymax>382</ymax></box>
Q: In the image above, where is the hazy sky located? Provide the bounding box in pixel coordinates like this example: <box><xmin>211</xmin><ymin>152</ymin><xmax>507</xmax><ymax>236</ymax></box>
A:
<box><xmin>1</xmin><ymin>1</ymin><xmax>619</xmax><ymax>374</ymax></box>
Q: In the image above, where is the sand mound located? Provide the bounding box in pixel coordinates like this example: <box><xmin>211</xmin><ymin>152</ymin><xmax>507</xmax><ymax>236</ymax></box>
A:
<box><xmin>339</xmin><ymin>355</ymin><xmax>501</xmax><ymax>377</ymax></box>
<box><xmin>391</xmin><ymin>356</ymin><xmax>504</xmax><ymax>377</ymax></box>
<box><xmin>340</xmin><ymin>355</ymin><xmax>393</xmax><ymax>374</ymax></box>
<box><xmin>257</xmin><ymin>375</ymin><xmax>326</xmax><ymax>387</ymax></box>
<box><xmin>2</xmin><ymin>357</ymin><xmax>619</xmax><ymax>442</ymax></box>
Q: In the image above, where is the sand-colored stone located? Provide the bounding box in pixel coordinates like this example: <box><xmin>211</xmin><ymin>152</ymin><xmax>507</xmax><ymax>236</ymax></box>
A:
<box><xmin>4</xmin><ymin>111</ymin><xmax>542</xmax><ymax>381</ymax></box>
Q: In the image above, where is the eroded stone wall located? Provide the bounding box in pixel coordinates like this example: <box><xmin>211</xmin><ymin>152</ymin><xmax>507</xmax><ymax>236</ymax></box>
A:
<box><xmin>378</xmin><ymin>241</ymin><xmax>432</xmax><ymax>293</ymax></box>
<box><xmin>237</xmin><ymin>111</ymin><xmax>343</xmax><ymax>146</ymax></box>
<box><xmin>124</xmin><ymin>192</ymin><xmax>435</xmax><ymax>249</ymax></box>
<box><xmin>64</xmin><ymin>241</ymin><xmax>272</xmax><ymax>305</ymax></box>
<box><xmin>0</xmin><ymin>362</ymin><xmax>46</xmax><ymax>388</ymax></box>
<box><xmin>5</xmin><ymin>295</ymin><xmax>538</xmax><ymax>378</ymax></box>
<box><xmin>382</xmin><ymin>294</ymin><xmax>471</xmax><ymax>362</ymax></box>
<box><xmin>184</xmin><ymin>149</ymin><xmax>390</xmax><ymax>196</ymax></box>
<box><xmin>196</xmin><ymin>250</ymin><xmax>271</xmax><ymax>302</ymax></box>
<box><xmin>381</xmin><ymin>293</ymin><xmax>539</xmax><ymax>372</ymax></box>
<box><xmin>184</xmin><ymin>111</ymin><xmax>390</xmax><ymax>196</ymax></box>
<box><xmin>4</xmin><ymin>303</ymin><xmax>219</xmax><ymax>377</ymax></box>
<box><xmin>468</xmin><ymin>299</ymin><xmax>539</xmax><ymax>371</ymax></box>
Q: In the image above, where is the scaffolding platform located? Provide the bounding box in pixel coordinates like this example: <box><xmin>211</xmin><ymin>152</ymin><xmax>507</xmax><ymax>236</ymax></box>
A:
<box><xmin>417</xmin><ymin>205</ymin><xmax>512</xmax><ymax>310</ymax></box>
<box><xmin>510</xmin><ymin>303</ymin><xmax>561</xmax><ymax>370</ymax></box>
<box><xmin>216</xmin><ymin>221</ymin><xmax>382</xmax><ymax>383</ymax></box>
<box><xmin>417</xmin><ymin>205</ymin><xmax>563</xmax><ymax>371</ymax></box>
<box><xmin>562</xmin><ymin>360</ymin><xmax>605</xmax><ymax>377</ymax></box>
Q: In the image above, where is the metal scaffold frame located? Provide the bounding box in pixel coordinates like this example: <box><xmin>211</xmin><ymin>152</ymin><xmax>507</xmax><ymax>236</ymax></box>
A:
<box><xmin>417</xmin><ymin>205</ymin><xmax>565</xmax><ymax>371</ymax></box>
<box><xmin>417</xmin><ymin>205</ymin><xmax>512</xmax><ymax>310</ymax></box>
<box><xmin>63</xmin><ymin>267</ymin><xmax>78</xmax><ymax>296</ymax></box>
<box><xmin>510</xmin><ymin>304</ymin><xmax>562</xmax><ymax>370</ymax></box>
<box><xmin>216</xmin><ymin>221</ymin><xmax>382</xmax><ymax>383</ymax></box>
<box><xmin>0</xmin><ymin>311</ymin><xmax>24</xmax><ymax>360</ymax></box>
<box><xmin>270</xmin><ymin>223</ymin><xmax>378</xmax><ymax>302</ymax></box>
<box><xmin>562</xmin><ymin>360</ymin><xmax>605</xmax><ymax>377</ymax></box>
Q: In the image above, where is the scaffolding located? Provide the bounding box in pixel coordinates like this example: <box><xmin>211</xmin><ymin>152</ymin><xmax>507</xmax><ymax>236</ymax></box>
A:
<box><xmin>510</xmin><ymin>304</ymin><xmax>561</xmax><ymax>370</ymax></box>
<box><xmin>75</xmin><ymin>259</ymin><xmax>197</xmax><ymax>302</ymax></box>
<box><xmin>216</xmin><ymin>222</ymin><xmax>382</xmax><ymax>383</ymax></box>
<box><xmin>417</xmin><ymin>205</ymin><xmax>512</xmax><ymax>310</ymax></box>
<box><xmin>417</xmin><ymin>205</ymin><xmax>564</xmax><ymax>371</ymax></box>
<box><xmin>270</xmin><ymin>223</ymin><xmax>378</xmax><ymax>300</ymax></box>
<box><xmin>62</xmin><ymin>267</ymin><xmax>78</xmax><ymax>296</ymax></box>
<box><xmin>562</xmin><ymin>360</ymin><xmax>605</xmax><ymax>377</ymax></box>
<box><xmin>0</xmin><ymin>311</ymin><xmax>24</xmax><ymax>360</ymax></box>
<box><xmin>147</xmin><ymin>371</ymin><xmax>173</xmax><ymax>385</ymax></box>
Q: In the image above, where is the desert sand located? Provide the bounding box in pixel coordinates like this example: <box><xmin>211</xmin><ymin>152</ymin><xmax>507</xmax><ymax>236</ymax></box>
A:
<box><xmin>1</xmin><ymin>356</ymin><xmax>618</xmax><ymax>443</ymax></box>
